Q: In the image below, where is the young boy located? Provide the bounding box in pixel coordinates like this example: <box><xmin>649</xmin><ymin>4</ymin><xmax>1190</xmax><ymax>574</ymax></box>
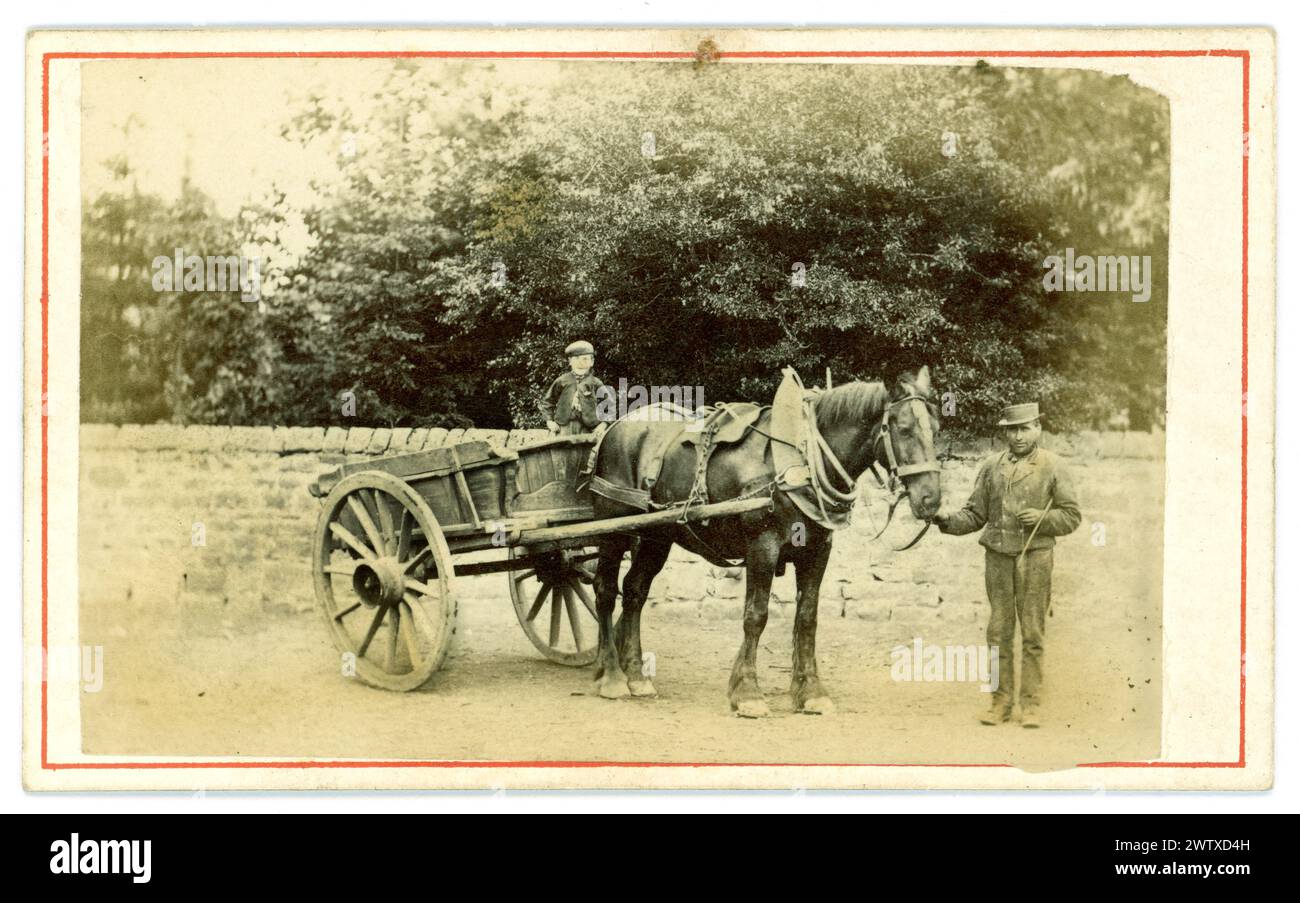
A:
<box><xmin>934</xmin><ymin>403</ymin><xmax>1081</xmax><ymax>728</ymax></box>
<box><xmin>538</xmin><ymin>340</ymin><xmax>607</xmax><ymax>435</ymax></box>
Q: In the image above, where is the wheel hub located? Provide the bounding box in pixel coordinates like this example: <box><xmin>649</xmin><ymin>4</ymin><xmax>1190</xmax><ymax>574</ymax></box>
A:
<box><xmin>352</xmin><ymin>558</ymin><xmax>406</xmax><ymax>607</ymax></box>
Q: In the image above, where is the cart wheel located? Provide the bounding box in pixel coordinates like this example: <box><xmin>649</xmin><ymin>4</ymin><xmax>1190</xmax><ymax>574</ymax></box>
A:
<box><xmin>313</xmin><ymin>471</ymin><xmax>457</xmax><ymax>691</ymax></box>
<box><xmin>509</xmin><ymin>546</ymin><xmax>600</xmax><ymax>667</ymax></box>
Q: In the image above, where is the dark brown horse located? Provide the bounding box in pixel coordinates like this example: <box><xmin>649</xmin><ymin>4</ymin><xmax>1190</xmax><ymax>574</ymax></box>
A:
<box><xmin>588</xmin><ymin>367</ymin><xmax>942</xmax><ymax>716</ymax></box>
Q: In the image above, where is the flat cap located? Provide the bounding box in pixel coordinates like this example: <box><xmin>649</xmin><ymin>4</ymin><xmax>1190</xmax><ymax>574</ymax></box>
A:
<box><xmin>997</xmin><ymin>402</ymin><xmax>1041</xmax><ymax>426</ymax></box>
<box><xmin>565</xmin><ymin>340</ymin><xmax>595</xmax><ymax>357</ymax></box>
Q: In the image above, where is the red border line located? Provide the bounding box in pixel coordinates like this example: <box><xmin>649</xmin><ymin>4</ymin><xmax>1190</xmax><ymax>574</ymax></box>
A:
<box><xmin>40</xmin><ymin>52</ymin><xmax>50</xmax><ymax>771</ymax></box>
<box><xmin>38</xmin><ymin>758</ymin><xmax>1245</xmax><ymax>771</ymax></box>
<box><xmin>1239</xmin><ymin>52</ymin><xmax>1251</xmax><ymax>768</ymax></box>
<box><xmin>39</xmin><ymin>47</ymin><xmax>1251</xmax><ymax>773</ymax></box>
<box><xmin>43</xmin><ymin>49</ymin><xmax>1248</xmax><ymax>60</ymax></box>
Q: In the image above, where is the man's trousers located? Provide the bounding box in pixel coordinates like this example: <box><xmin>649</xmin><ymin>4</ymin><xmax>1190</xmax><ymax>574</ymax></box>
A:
<box><xmin>984</xmin><ymin>547</ymin><xmax>1053</xmax><ymax>708</ymax></box>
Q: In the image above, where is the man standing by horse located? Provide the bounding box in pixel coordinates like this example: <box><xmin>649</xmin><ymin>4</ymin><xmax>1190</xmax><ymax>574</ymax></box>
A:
<box><xmin>934</xmin><ymin>403</ymin><xmax>1081</xmax><ymax>728</ymax></box>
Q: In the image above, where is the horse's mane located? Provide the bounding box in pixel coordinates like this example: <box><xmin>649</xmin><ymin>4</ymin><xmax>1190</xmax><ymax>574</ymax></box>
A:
<box><xmin>812</xmin><ymin>381</ymin><xmax>889</xmax><ymax>430</ymax></box>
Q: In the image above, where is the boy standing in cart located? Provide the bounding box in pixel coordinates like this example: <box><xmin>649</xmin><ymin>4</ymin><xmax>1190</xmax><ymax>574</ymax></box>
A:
<box><xmin>933</xmin><ymin>403</ymin><xmax>1082</xmax><ymax>729</ymax></box>
<box><xmin>538</xmin><ymin>340</ymin><xmax>607</xmax><ymax>435</ymax></box>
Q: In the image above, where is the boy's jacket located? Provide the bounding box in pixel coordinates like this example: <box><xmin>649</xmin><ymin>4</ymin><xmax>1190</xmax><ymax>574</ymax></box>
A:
<box><xmin>538</xmin><ymin>371</ymin><xmax>606</xmax><ymax>429</ymax></box>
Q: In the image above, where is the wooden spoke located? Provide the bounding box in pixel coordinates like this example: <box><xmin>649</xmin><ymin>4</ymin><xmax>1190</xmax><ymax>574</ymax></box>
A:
<box><xmin>372</xmin><ymin>489</ymin><xmax>397</xmax><ymax>555</ymax></box>
<box><xmin>348</xmin><ymin>496</ymin><xmax>387</xmax><ymax>560</ymax></box>
<box><xmin>562</xmin><ymin>585</ymin><xmax>585</xmax><ymax>650</ymax></box>
<box><xmin>405</xmin><ymin>578</ymin><xmax>438</xmax><ymax>598</ymax></box>
<box><xmin>572</xmin><ymin>552</ymin><xmax>600</xmax><ymax>576</ymax></box>
<box><xmin>526</xmin><ymin>584</ymin><xmax>550</xmax><ymax>622</ymax></box>
<box><xmin>569</xmin><ymin>579</ymin><xmax>598</xmax><ymax>618</ymax></box>
<box><xmin>356</xmin><ymin>605</ymin><xmax>387</xmax><ymax>658</ymax></box>
<box><xmin>401</xmin><ymin>547</ymin><xmax>432</xmax><ymax>574</ymax></box>
<box><xmin>548</xmin><ymin>587</ymin><xmax>563</xmax><ymax>647</ymax></box>
<box><xmin>324</xmin><ymin>561</ymin><xmax>359</xmax><ymax>577</ymax></box>
<box><xmin>396</xmin><ymin>509</ymin><xmax>412</xmax><ymax>561</ymax></box>
<box><xmin>330</xmin><ymin>522</ymin><xmax>376</xmax><ymax>561</ymax></box>
<box><xmin>399</xmin><ymin>601</ymin><xmax>424</xmax><ymax>668</ymax></box>
<box><xmin>385</xmin><ymin>604</ymin><xmax>400</xmax><ymax>672</ymax></box>
<box><xmin>333</xmin><ymin>601</ymin><xmax>362</xmax><ymax>622</ymax></box>
<box><xmin>512</xmin><ymin>569</ymin><xmax>537</xmax><ymax>584</ymax></box>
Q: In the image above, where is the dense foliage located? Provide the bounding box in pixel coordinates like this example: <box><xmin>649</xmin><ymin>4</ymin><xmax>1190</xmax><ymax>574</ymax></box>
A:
<box><xmin>82</xmin><ymin>60</ymin><xmax>1168</xmax><ymax>433</ymax></box>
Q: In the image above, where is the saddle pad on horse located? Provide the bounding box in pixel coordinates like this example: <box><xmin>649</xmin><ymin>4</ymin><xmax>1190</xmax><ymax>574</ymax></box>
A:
<box><xmin>770</xmin><ymin>367</ymin><xmax>854</xmax><ymax>531</ymax></box>
<box><xmin>680</xmin><ymin>402</ymin><xmax>766</xmax><ymax>447</ymax></box>
<box><xmin>587</xmin><ymin>402</ymin><xmax>766</xmax><ymax>511</ymax></box>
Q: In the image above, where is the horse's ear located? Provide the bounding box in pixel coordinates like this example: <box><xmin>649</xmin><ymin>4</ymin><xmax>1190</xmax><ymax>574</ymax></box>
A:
<box><xmin>915</xmin><ymin>365</ymin><xmax>932</xmax><ymax>395</ymax></box>
<box><xmin>892</xmin><ymin>366</ymin><xmax>930</xmax><ymax>396</ymax></box>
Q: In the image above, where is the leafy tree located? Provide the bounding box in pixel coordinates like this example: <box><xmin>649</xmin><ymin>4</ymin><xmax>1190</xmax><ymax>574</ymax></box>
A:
<box><xmin>81</xmin><ymin>61</ymin><xmax>1168</xmax><ymax>434</ymax></box>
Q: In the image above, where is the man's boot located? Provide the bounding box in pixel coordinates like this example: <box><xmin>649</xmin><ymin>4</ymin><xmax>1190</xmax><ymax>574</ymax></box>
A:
<box><xmin>979</xmin><ymin>697</ymin><xmax>1013</xmax><ymax>726</ymax></box>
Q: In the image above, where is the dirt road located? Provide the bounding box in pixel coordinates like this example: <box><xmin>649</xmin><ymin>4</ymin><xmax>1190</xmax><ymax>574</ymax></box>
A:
<box><xmin>80</xmin><ymin>456</ymin><xmax>1162</xmax><ymax>773</ymax></box>
<box><xmin>81</xmin><ymin>575</ymin><xmax>1160</xmax><ymax>771</ymax></box>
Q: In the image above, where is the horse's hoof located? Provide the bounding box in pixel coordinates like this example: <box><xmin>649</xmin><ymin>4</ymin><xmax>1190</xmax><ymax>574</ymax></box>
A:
<box><xmin>798</xmin><ymin>696</ymin><xmax>835</xmax><ymax>715</ymax></box>
<box><xmin>733</xmin><ymin>698</ymin><xmax>770</xmax><ymax>719</ymax></box>
<box><xmin>627</xmin><ymin>678</ymin><xmax>658</xmax><ymax>698</ymax></box>
<box><xmin>597</xmin><ymin>677</ymin><xmax>632</xmax><ymax>700</ymax></box>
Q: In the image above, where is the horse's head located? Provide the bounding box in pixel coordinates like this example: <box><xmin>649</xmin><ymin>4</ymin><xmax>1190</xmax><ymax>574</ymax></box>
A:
<box><xmin>876</xmin><ymin>366</ymin><xmax>942</xmax><ymax>520</ymax></box>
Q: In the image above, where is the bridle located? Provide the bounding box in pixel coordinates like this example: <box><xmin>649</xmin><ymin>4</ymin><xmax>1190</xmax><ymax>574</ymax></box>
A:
<box><xmin>864</xmin><ymin>393</ymin><xmax>941</xmax><ymax>551</ymax></box>
<box><xmin>776</xmin><ymin>379</ymin><xmax>940</xmax><ymax>550</ymax></box>
<box><xmin>873</xmin><ymin>394</ymin><xmax>941</xmax><ymax>482</ymax></box>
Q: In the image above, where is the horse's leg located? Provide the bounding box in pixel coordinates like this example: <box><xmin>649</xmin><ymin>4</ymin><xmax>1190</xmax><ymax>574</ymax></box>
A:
<box><xmin>593</xmin><ymin>536</ymin><xmax>631</xmax><ymax>699</ymax></box>
<box><xmin>728</xmin><ymin>530</ymin><xmax>780</xmax><ymax>718</ymax></box>
<box><xmin>790</xmin><ymin>536</ymin><xmax>835</xmax><ymax>714</ymax></box>
<box><xmin>617</xmin><ymin>533</ymin><xmax>672</xmax><ymax>698</ymax></box>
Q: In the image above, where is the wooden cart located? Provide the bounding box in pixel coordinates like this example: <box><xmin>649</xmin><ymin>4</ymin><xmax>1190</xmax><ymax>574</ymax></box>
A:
<box><xmin>309</xmin><ymin>434</ymin><xmax>769</xmax><ymax>691</ymax></box>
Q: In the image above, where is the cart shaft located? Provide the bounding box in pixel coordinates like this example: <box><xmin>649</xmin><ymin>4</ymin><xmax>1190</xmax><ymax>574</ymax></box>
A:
<box><xmin>513</xmin><ymin>495</ymin><xmax>771</xmax><ymax>546</ymax></box>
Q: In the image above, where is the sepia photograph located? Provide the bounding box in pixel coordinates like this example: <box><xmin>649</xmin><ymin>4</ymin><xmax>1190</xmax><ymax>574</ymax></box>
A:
<box><xmin>23</xmin><ymin>26</ymin><xmax>1274</xmax><ymax>792</ymax></box>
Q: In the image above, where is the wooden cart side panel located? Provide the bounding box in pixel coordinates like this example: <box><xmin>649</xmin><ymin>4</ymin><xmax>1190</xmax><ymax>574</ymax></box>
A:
<box><xmin>421</xmin><ymin>475</ymin><xmax>467</xmax><ymax>529</ymax></box>
<box><xmin>463</xmin><ymin>465</ymin><xmax>508</xmax><ymax>524</ymax></box>
<box><xmin>309</xmin><ymin>441</ymin><xmax>502</xmax><ymax>498</ymax></box>
<box><xmin>310</xmin><ymin>436</ymin><xmax>601</xmax><ymax>537</ymax></box>
<box><xmin>519</xmin><ymin>445</ymin><xmax>558</xmax><ymax>494</ymax></box>
<box><xmin>510</xmin><ymin>440</ymin><xmax>596</xmax><ymax>516</ymax></box>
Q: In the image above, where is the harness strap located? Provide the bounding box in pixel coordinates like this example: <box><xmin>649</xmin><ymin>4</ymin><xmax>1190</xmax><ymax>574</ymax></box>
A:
<box><xmin>794</xmin><ymin>389</ymin><xmax>860</xmax><ymax>530</ymax></box>
<box><xmin>679</xmin><ymin>414</ymin><xmax>725</xmax><ymax>521</ymax></box>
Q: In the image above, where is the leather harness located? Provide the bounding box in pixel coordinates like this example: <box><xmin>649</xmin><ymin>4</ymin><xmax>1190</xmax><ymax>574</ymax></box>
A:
<box><xmin>585</xmin><ymin>370</ymin><xmax>942</xmax><ymax>554</ymax></box>
<box><xmin>862</xmin><ymin>394</ymin><xmax>942</xmax><ymax>550</ymax></box>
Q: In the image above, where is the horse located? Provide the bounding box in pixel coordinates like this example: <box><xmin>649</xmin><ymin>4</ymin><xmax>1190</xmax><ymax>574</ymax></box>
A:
<box><xmin>587</xmin><ymin>366</ymin><xmax>942</xmax><ymax>716</ymax></box>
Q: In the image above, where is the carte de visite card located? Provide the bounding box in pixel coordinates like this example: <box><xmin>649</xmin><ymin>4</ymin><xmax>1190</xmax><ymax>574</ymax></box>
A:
<box><xmin>23</xmin><ymin>26</ymin><xmax>1275</xmax><ymax>791</ymax></box>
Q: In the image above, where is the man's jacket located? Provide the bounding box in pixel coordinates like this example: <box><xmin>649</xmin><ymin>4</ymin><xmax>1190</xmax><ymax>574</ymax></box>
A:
<box><xmin>939</xmin><ymin>447</ymin><xmax>1082</xmax><ymax>554</ymax></box>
